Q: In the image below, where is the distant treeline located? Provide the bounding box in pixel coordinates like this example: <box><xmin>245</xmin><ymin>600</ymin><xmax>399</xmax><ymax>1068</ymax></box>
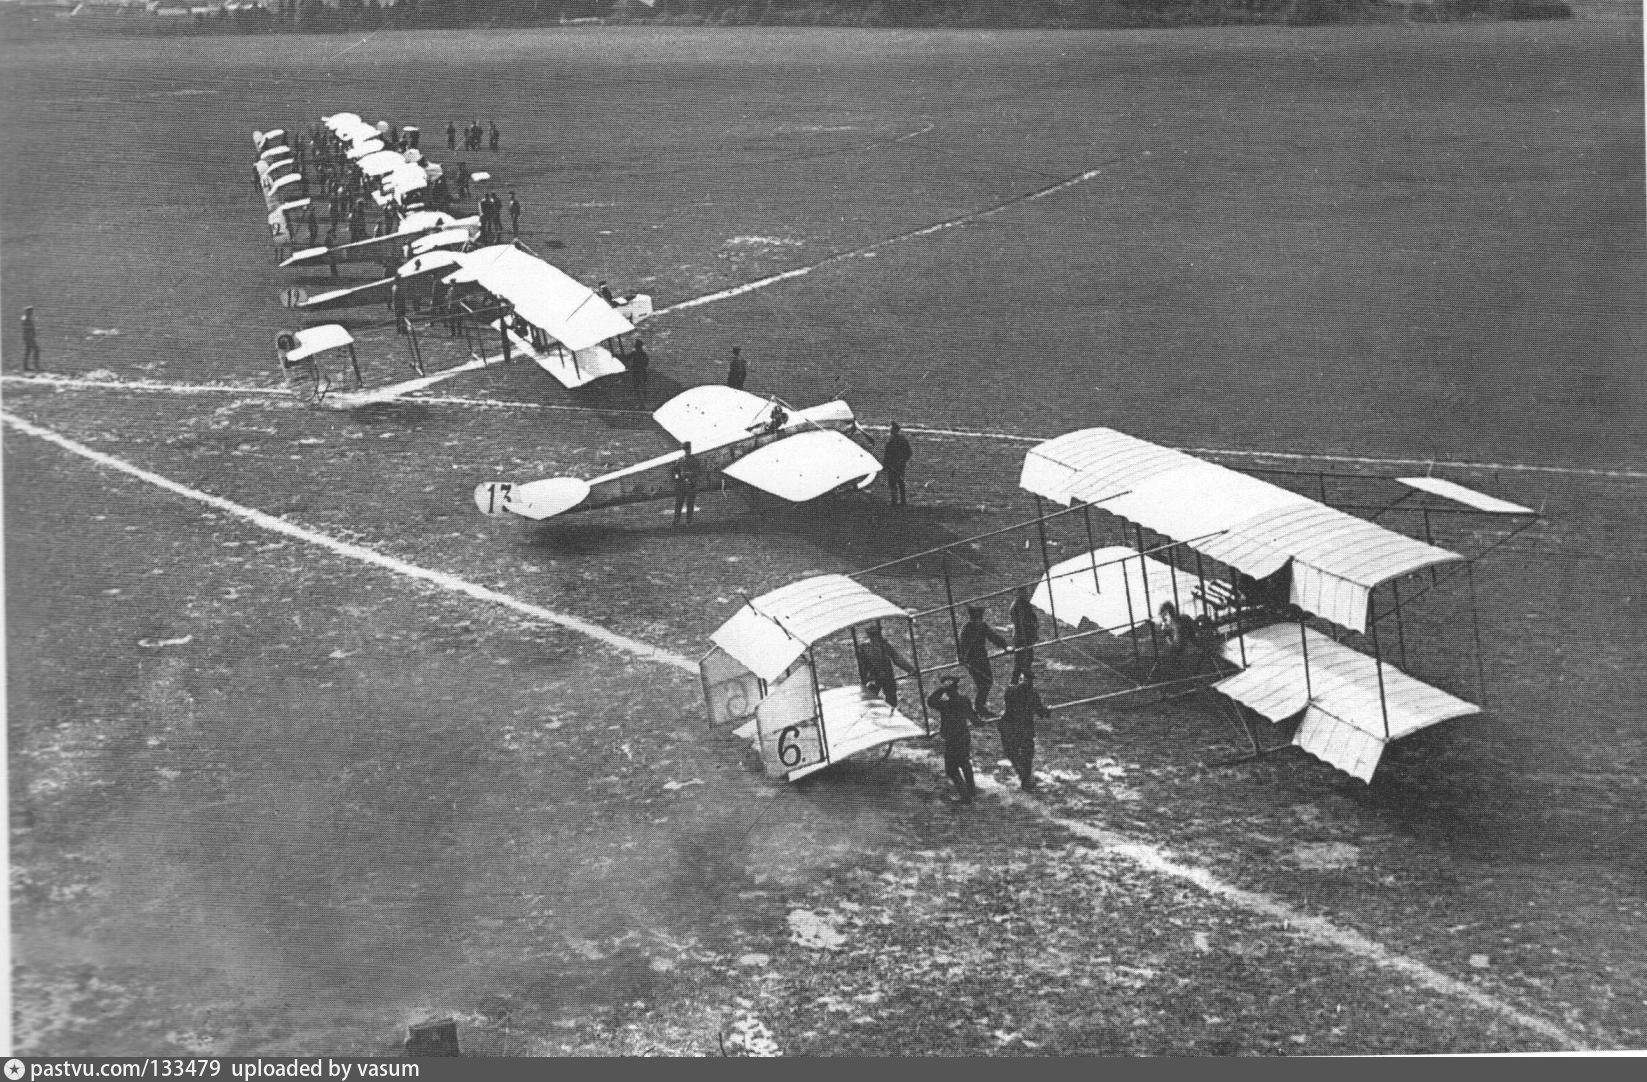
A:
<box><xmin>8</xmin><ymin>0</ymin><xmax>1574</xmax><ymax>35</ymax></box>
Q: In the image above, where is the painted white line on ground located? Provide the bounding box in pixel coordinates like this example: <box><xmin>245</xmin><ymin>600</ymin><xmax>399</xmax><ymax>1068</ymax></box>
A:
<box><xmin>323</xmin><ymin>354</ymin><xmax>493</xmax><ymax>409</ymax></box>
<box><xmin>1</xmin><ymin>374</ymin><xmax>292</xmax><ymax>398</ymax></box>
<box><xmin>653</xmin><ymin>164</ymin><xmax>1108</xmax><ymax>317</ymax></box>
<box><xmin>7</xmin><ymin>374</ymin><xmax>1642</xmax><ymax>481</ymax></box>
<box><xmin>2</xmin><ymin>409</ymin><xmax>1591</xmax><ymax>1051</ymax></box>
<box><xmin>1038</xmin><ymin>803</ymin><xmax>1589</xmax><ymax>1051</ymax></box>
<box><xmin>1</xmin><ymin>410</ymin><xmax>698</xmax><ymax>675</ymax></box>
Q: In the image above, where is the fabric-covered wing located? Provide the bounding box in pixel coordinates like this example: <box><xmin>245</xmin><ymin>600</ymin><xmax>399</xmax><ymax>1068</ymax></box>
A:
<box><xmin>651</xmin><ymin>385</ymin><xmax>772</xmax><ymax>449</ymax></box>
<box><xmin>722</xmin><ymin>430</ymin><xmax>881</xmax><ymax>502</ymax></box>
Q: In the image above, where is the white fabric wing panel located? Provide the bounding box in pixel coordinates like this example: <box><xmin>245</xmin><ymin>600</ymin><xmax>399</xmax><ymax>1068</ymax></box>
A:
<box><xmin>1217</xmin><ymin>623</ymin><xmax>1479</xmax><ymax>743</ymax></box>
<box><xmin>1020</xmin><ymin>427</ymin><xmax>1193</xmax><ymax>505</ymax></box>
<box><xmin>454</xmin><ymin>246</ymin><xmax>633</xmax><ymax>352</ymax></box>
<box><xmin>1032</xmin><ymin>546</ymin><xmax>1223</xmax><ymax>632</ymax></box>
<box><xmin>788</xmin><ymin>688</ymin><xmax>925</xmax><ymax>782</ymax></box>
<box><xmin>285</xmin><ymin>325</ymin><xmax>353</xmax><ymax>363</ymax></box>
<box><xmin>722</xmin><ymin>430</ymin><xmax>881</xmax><ymax>503</ymax></box>
<box><xmin>652</xmin><ymin>386</ymin><xmax>774</xmax><ymax>449</ymax></box>
<box><xmin>1293</xmin><ymin>707</ymin><xmax>1388</xmax><ymax>783</ymax></box>
<box><xmin>1396</xmin><ymin>476</ymin><xmax>1534</xmax><ymax>515</ymax></box>
<box><xmin>710</xmin><ymin>575</ymin><xmax>906</xmax><ymax>682</ymax></box>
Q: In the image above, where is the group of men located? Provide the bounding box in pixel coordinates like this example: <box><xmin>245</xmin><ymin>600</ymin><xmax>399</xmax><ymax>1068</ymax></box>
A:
<box><xmin>476</xmin><ymin>191</ymin><xmax>521</xmax><ymax>244</ymax></box>
<box><xmin>448</xmin><ymin>119</ymin><xmax>500</xmax><ymax>154</ymax></box>
<box><xmin>855</xmin><ymin>586</ymin><xmax>1048</xmax><ymax>803</ymax></box>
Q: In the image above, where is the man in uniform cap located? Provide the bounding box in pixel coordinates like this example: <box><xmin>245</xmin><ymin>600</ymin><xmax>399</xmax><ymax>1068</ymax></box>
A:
<box><xmin>958</xmin><ymin>604</ymin><xmax>1009</xmax><ymax>718</ymax></box>
<box><xmin>927</xmin><ymin>675</ymin><xmax>978</xmax><ymax>803</ymax></box>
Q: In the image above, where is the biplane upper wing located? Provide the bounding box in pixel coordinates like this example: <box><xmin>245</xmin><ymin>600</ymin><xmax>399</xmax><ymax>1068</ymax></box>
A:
<box><xmin>446</xmin><ymin>246</ymin><xmax>633</xmax><ymax>353</ymax></box>
<box><xmin>721</xmin><ymin>429</ymin><xmax>882</xmax><ymax>502</ymax></box>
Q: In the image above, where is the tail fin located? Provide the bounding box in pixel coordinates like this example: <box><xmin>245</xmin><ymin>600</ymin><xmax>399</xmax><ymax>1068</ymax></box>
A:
<box><xmin>474</xmin><ymin>477</ymin><xmax>592</xmax><ymax>520</ymax></box>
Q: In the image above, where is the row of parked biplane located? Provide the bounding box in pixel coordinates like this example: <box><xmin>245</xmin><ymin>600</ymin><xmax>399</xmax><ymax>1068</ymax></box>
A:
<box><xmin>254</xmin><ymin>114</ymin><xmax>891</xmax><ymax>518</ymax></box>
<box><xmin>253</xmin><ymin>117</ymin><xmax>1541</xmax><ymax>791</ymax></box>
<box><xmin>255</xmin><ymin>114</ymin><xmax>653</xmax><ymax>406</ymax></box>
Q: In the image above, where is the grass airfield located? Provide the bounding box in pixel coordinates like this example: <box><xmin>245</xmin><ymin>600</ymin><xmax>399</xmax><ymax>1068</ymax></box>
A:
<box><xmin>3</xmin><ymin>15</ymin><xmax>1645</xmax><ymax>1055</ymax></box>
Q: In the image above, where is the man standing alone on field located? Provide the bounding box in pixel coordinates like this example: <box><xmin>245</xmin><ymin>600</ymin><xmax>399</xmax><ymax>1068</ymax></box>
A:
<box><xmin>19</xmin><ymin>306</ymin><xmax>42</xmax><ymax>372</ymax></box>
<box><xmin>446</xmin><ymin>120</ymin><xmax>457</xmax><ymax>150</ymax></box>
<box><xmin>883</xmin><ymin>422</ymin><xmax>912</xmax><ymax>506</ymax></box>
<box><xmin>509</xmin><ymin>191</ymin><xmax>522</xmax><ymax>236</ymax></box>
<box><xmin>727</xmin><ymin>346</ymin><xmax>747</xmax><ymax>390</ymax></box>
<box><xmin>489</xmin><ymin>121</ymin><xmax>500</xmax><ymax>154</ymax></box>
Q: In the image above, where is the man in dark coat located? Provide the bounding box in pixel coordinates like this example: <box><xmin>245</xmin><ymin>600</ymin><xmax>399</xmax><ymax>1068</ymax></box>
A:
<box><xmin>1010</xmin><ymin>585</ymin><xmax>1039</xmax><ymax>681</ymax></box>
<box><xmin>627</xmin><ymin>337</ymin><xmax>650</xmax><ymax>407</ymax></box>
<box><xmin>489</xmin><ymin>120</ymin><xmax>500</xmax><ymax>153</ymax></box>
<box><xmin>958</xmin><ymin>605</ymin><xmax>1009</xmax><ymax>718</ymax></box>
<box><xmin>19</xmin><ymin>306</ymin><xmax>42</xmax><ymax>371</ymax></box>
<box><xmin>857</xmin><ymin>623</ymin><xmax>914</xmax><ymax>708</ymax></box>
<box><xmin>446</xmin><ymin>120</ymin><xmax>457</xmax><ymax>150</ymax></box>
<box><xmin>927</xmin><ymin>675</ymin><xmax>977</xmax><ymax>803</ymax></box>
<box><xmin>882</xmin><ymin>422</ymin><xmax>912</xmax><ymax>505</ymax></box>
<box><xmin>672</xmin><ymin>442</ymin><xmax>700</xmax><ymax>527</ymax></box>
<box><xmin>508</xmin><ymin>191</ymin><xmax>522</xmax><ymax>235</ymax></box>
<box><xmin>1000</xmin><ymin>671</ymin><xmax>1050</xmax><ymax>792</ymax></box>
<box><xmin>726</xmin><ymin>345</ymin><xmax>747</xmax><ymax>390</ymax></box>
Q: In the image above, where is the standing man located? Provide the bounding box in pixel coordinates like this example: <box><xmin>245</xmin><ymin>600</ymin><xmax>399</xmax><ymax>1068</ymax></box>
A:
<box><xmin>477</xmin><ymin>194</ymin><xmax>492</xmax><ymax>244</ymax></box>
<box><xmin>726</xmin><ymin>345</ymin><xmax>747</xmax><ymax>390</ymax></box>
<box><xmin>627</xmin><ymin>337</ymin><xmax>650</xmax><ymax>407</ymax></box>
<box><xmin>672</xmin><ymin>442</ymin><xmax>700</xmax><ymax>527</ymax></box>
<box><xmin>323</xmin><ymin>226</ymin><xmax>340</xmax><ymax>277</ymax></box>
<box><xmin>958</xmin><ymin>605</ymin><xmax>1009</xmax><ymax>718</ymax></box>
<box><xmin>19</xmin><ymin>306</ymin><xmax>42</xmax><ymax>372</ymax></box>
<box><xmin>508</xmin><ymin>191</ymin><xmax>522</xmax><ymax>236</ymax></box>
<box><xmin>1000</xmin><ymin>671</ymin><xmax>1050</xmax><ymax>792</ymax></box>
<box><xmin>489</xmin><ymin>121</ymin><xmax>500</xmax><ymax>154</ymax></box>
<box><xmin>391</xmin><ymin>283</ymin><xmax>409</xmax><ymax>335</ymax></box>
<box><xmin>305</xmin><ymin>203</ymin><xmax>319</xmax><ymax>247</ymax></box>
<box><xmin>858</xmin><ymin>623</ymin><xmax>914</xmax><ymax>708</ymax></box>
<box><xmin>455</xmin><ymin>163</ymin><xmax>471</xmax><ymax>200</ymax></box>
<box><xmin>927</xmin><ymin>675</ymin><xmax>978</xmax><ymax>804</ymax></box>
<box><xmin>883</xmin><ymin>422</ymin><xmax>912</xmax><ymax>506</ymax></box>
<box><xmin>446</xmin><ymin>120</ymin><xmax>457</xmax><ymax>150</ymax></box>
<box><xmin>1009</xmin><ymin>585</ymin><xmax>1039</xmax><ymax>681</ymax></box>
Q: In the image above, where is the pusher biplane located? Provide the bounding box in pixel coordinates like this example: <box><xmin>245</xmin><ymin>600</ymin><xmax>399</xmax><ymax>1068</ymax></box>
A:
<box><xmin>1016</xmin><ymin>427</ymin><xmax>1536</xmax><ymax>782</ymax></box>
<box><xmin>474</xmin><ymin>386</ymin><xmax>883</xmax><ymax>522</ymax></box>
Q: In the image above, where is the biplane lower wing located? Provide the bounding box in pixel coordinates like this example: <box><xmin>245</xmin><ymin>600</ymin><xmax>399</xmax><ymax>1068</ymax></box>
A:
<box><xmin>296</xmin><ymin>277</ymin><xmax>397</xmax><ymax>312</ymax></box>
<box><xmin>1215</xmin><ymin>623</ymin><xmax>1480</xmax><ymax>782</ymax></box>
<box><xmin>488</xmin><ymin>321</ymin><xmax>627</xmax><ymax>389</ymax></box>
<box><xmin>786</xmin><ymin>688</ymin><xmax>925</xmax><ymax>781</ymax></box>
<box><xmin>1032</xmin><ymin>546</ymin><xmax>1226</xmax><ymax>632</ymax></box>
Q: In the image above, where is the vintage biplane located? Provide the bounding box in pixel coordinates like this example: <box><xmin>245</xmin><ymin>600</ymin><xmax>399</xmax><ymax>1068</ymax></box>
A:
<box><xmin>438</xmin><ymin>244</ymin><xmax>646</xmax><ymax>389</ymax></box>
<box><xmin>1016</xmin><ymin>427</ymin><xmax>1536</xmax><ymax>781</ymax></box>
<box><xmin>278</xmin><ymin>209</ymin><xmax>482</xmax><ymax>274</ymax></box>
<box><xmin>474</xmin><ymin>385</ymin><xmax>882</xmax><ymax>522</ymax></box>
<box><xmin>702</xmin><ymin>576</ymin><xmax>929</xmax><ymax>781</ymax></box>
